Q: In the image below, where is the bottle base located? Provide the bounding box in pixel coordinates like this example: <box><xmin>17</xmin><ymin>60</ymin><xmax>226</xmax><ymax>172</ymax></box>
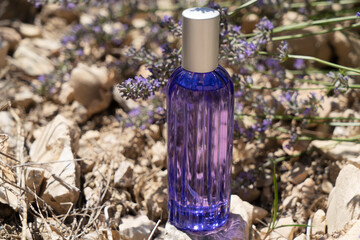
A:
<box><xmin>168</xmin><ymin>200</ymin><xmax>229</xmax><ymax>233</ymax></box>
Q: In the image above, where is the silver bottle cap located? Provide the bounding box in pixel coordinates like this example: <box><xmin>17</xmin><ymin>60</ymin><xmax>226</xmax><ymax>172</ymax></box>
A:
<box><xmin>182</xmin><ymin>7</ymin><xmax>220</xmax><ymax>73</ymax></box>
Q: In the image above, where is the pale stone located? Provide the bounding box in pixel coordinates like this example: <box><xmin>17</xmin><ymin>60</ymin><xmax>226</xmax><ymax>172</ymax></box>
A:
<box><xmin>30</xmin><ymin>115</ymin><xmax>80</xmax><ymax>214</ymax></box>
<box><xmin>32</xmin><ymin>38</ymin><xmax>61</xmax><ymax>51</ymax></box>
<box><xmin>298</xmin><ymin>178</ymin><xmax>315</xmax><ymax>206</ymax></box>
<box><xmin>25</xmin><ymin>167</ymin><xmax>44</xmax><ymax>202</ymax></box>
<box><xmin>12</xmin><ymin>45</ymin><xmax>54</xmax><ymax>76</ymax></box>
<box><xmin>320</xmin><ymin>180</ymin><xmax>333</xmax><ymax>194</ymax></box>
<box><xmin>288</xmin><ymin>162</ymin><xmax>308</xmax><ymax>185</ymax></box>
<box><xmin>150</xmin><ymin>141</ymin><xmax>166</xmax><ymax>168</ymax></box>
<box><xmin>311</xmin><ymin>209</ymin><xmax>326</xmax><ymax>236</ymax></box>
<box><xmin>282</xmin><ymin>195</ymin><xmax>298</xmax><ymax>209</ymax></box>
<box><xmin>293</xmin><ymin>233</ymin><xmax>306</xmax><ymax>240</ymax></box>
<box><xmin>70</xmin><ymin>63</ymin><xmax>113</xmax><ymax>116</ymax></box>
<box><xmin>338</xmin><ymin>220</ymin><xmax>360</xmax><ymax>240</ymax></box>
<box><xmin>119</xmin><ymin>215</ymin><xmax>156</xmax><ymax>240</ymax></box>
<box><xmin>13</xmin><ymin>87</ymin><xmax>38</xmax><ymax>108</ymax></box>
<box><xmin>326</xmin><ymin>164</ymin><xmax>360</xmax><ymax>233</ymax></box>
<box><xmin>269</xmin><ymin>216</ymin><xmax>296</xmax><ymax>240</ymax></box>
<box><xmin>312</xmin><ymin>140</ymin><xmax>360</xmax><ymax>168</ymax></box>
<box><xmin>0</xmin><ymin>27</ymin><xmax>21</xmax><ymax>51</ymax></box>
<box><xmin>134</xmin><ymin>170</ymin><xmax>167</xmax><ymax>221</ymax></box>
<box><xmin>243</xmin><ymin>201</ymin><xmax>268</xmax><ymax>224</ymax></box>
<box><xmin>19</xmin><ymin>24</ymin><xmax>42</xmax><ymax>38</ymax></box>
<box><xmin>114</xmin><ymin>161</ymin><xmax>133</xmax><ymax>188</ymax></box>
<box><xmin>0</xmin><ymin>166</ymin><xmax>19</xmax><ymax>211</ymax></box>
<box><xmin>57</xmin><ymin>82</ymin><xmax>74</xmax><ymax>105</ymax></box>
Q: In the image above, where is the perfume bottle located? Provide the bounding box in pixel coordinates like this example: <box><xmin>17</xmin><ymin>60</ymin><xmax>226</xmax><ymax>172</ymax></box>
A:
<box><xmin>167</xmin><ymin>7</ymin><xmax>234</xmax><ymax>233</ymax></box>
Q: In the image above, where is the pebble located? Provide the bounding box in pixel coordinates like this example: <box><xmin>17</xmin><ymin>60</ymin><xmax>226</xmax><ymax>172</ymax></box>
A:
<box><xmin>119</xmin><ymin>215</ymin><xmax>156</xmax><ymax>240</ymax></box>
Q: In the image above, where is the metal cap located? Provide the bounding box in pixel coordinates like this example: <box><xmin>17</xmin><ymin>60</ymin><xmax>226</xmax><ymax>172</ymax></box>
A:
<box><xmin>182</xmin><ymin>7</ymin><xmax>220</xmax><ymax>73</ymax></box>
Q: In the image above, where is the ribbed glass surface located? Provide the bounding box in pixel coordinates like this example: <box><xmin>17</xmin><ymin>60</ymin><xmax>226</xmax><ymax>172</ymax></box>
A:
<box><xmin>166</xmin><ymin>65</ymin><xmax>234</xmax><ymax>233</ymax></box>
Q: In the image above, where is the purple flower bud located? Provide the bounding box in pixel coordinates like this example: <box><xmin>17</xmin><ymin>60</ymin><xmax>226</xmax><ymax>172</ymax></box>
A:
<box><xmin>256</xmin><ymin>17</ymin><xmax>274</xmax><ymax>32</ymax></box>
<box><xmin>140</xmin><ymin>124</ymin><xmax>146</xmax><ymax>130</ymax></box>
<box><xmin>37</xmin><ymin>75</ymin><xmax>46</xmax><ymax>83</ymax></box>
<box><xmin>76</xmin><ymin>48</ymin><xmax>84</xmax><ymax>56</ymax></box>
<box><xmin>232</xmin><ymin>25</ymin><xmax>241</xmax><ymax>33</ymax></box>
<box><xmin>93</xmin><ymin>26</ymin><xmax>101</xmax><ymax>33</ymax></box>
<box><xmin>129</xmin><ymin>108</ymin><xmax>141</xmax><ymax>117</ymax></box>
<box><xmin>293</xmin><ymin>59</ymin><xmax>305</xmax><ymax>70</ymax></box>
<box><xmin>155</xmin><ymin>106</ymin><xmax>164</xmax><ymax>114</ymax></box>
<box><xmin>67</xmin><ymin>3</ymin><xmax>75</xmax><ymax>9</ymax></box>
<box><xmin>356</xmin><ymin>12</ymin><xmax>360</xmax><ymax>17</ymax></box>
<box><xmin>162</xmin><ymin>15</ymin><xmax>171</xmax><ymax>23</ymax></box>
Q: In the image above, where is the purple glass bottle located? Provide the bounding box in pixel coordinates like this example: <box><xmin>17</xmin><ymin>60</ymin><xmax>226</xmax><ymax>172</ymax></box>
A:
<box><xmin>167</xmin><ymin>7</ymin><xmax>234</xmax><ymax>233</ymax></box>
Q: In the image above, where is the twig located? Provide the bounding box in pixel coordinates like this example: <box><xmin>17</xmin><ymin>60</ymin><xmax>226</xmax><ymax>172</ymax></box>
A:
<box><xmin>147</xmin><ymin>219</ymin><xmax>161</xmax><ymax>240</ymax></box>
<box><xmin>104</xmin><ymin>206</ymin><xmax>113</xmax><ymax>240</ymax></box>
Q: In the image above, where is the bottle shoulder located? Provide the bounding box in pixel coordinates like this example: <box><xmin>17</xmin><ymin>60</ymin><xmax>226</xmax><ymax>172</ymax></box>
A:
<box><xmin>167</xmin><ymin>66</ymin><xmax>233</xmax><ymax>92</ymax></box>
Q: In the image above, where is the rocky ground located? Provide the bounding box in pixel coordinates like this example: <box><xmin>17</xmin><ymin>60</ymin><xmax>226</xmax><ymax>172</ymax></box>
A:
<box><xmin>0</xmin><ymin>1</ymin><xmax>360</xmax><ymax>240</ymax></box>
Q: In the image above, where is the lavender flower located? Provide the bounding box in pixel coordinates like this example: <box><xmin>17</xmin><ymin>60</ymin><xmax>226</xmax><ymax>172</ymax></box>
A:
<box><xmin>256</xmin><ymin>17</ymin><xmax>274</xmax><ymax>32</ymax></box>
<box><xmin>232</xmin><ymin>25</ymin><xmax>241</xmax><ymax>33</ymax></box>
<box><xmin>356</xmin><ymin>12</ymin><xmax>360</xmax><ymax>17</ymax></box>
<box><xmin>278</xmin><ymin>41</ymin><xmax>289</xmax><ymax>61</ymax></box>
<box><xmin>293</xmin><ymin>59</ymin><xmax>305</xmax><ymax>70</ymax></box>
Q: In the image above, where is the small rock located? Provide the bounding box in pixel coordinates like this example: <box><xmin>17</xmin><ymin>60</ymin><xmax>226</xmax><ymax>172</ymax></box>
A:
<box><xmin>293</xmin><ymin>233</ymin><xmax>306</xmax><ymax>240</ymax></box>
<box><xmin>12</xmin><ymin>44</ymin><xmax>54</xmax><ymax>76</ymax></box>
<box><xmin>241</xmin><ymin>14</ymin><xmax>259</xmax><ymax>33</ymax></box>
<box><xmin>326</xmin><ymin>164</ymin><xmax>360</xmax><ymax>233</ymax></box>
<box><xmin>114</xmin><ymin>161</ymin><xmax>134</xmax><ymax>188</ymax></box>
<box><xmin>242</xmin><ymin>201</ymin><xmax>268</xmax><ymax>224</ymax></box>
<box><xmin>70</xmin><ymin>63</ymin><xmax>113</xmax><ymax>116</ymax></box>
<box><xmin>282</xmin><ymin>195</ymin><xmax>299</xmax><ymax>210</ymax></box>
<box><xmin>298</xmin><ymin>178</ymin><xmax>315</xmax><ymax>206</ymax></box>
<box><xmin>119</xmin><ymin>215</ymin><xmax>155</xmax><ymax>240</ymax></box>
<box><xmin>19</xmin><ymin>24</ymin><xmax>42</xmax><ymax>38</ymax></box>
<box><xmin>32</xmin><ymin>38</ymin><xmax>61</xmax><ymax>52</ymax></box>
<box><xmin>311</xmin><ymin>209</ymin><xmax>326</xmax><ymax>236</ymax></box>
<box><xmin>24</xmin><ymin>167</ymin><xmax>44</xmax><ymax>202</ymax></box>
<box><xmin>77</xmin><ymin>130</ymin><xmax>101</xmax><ymax>174</ymax></box>
<box><xmin>0</xmin><ymin>39</ymin><xmax>9</xmax><ymax>68</ymax></box>
<box><xmin>13</xmin><ymin>87</ymin><xmax>37</xmax><ymax>108</ymax></box>
<box><xmin>0</xmin><ymin>27</ymin><xmax>21</xmax><ymax>51</ymax></box>
<box><xmin>238</xmin><ymin>188</ymin><xmax>261</xmax><ymax>203</ymax></box>
<box><xmin>30</xmin><ymin>115</ymin><xmax>80</xmax><ymax>214</ymax></box>
<box><xmin>269</xmin><ymin>216</ymin><xmax>296</xmax><ymax>240</ymax></box>
<box><xmin>288</xmin><ymin>162</ymin><xmax>308</xmax><ymax>185</ymax></box>
<box><xmin>150</xmin><ymin>141</ymin><xmax>166</xmax><ymax>168</ymax></box>
<box><xmin>42</xmin><ymin>102</ymin><xmax>58</xmax><ymax>118</ymax></box>
<box><xmin>321</xmin><ymin>180</ymin><xmax>333</xmax><ymax>194</ymax></box>
<box><xmin>57</xmin><ymin>82</ymin><xmax>74</xmax><ymax>105</ymax></box>
<box><xmin>70</xmin><ymin>101</ymin><xmax>89</xmax><ymax>124</ymax></box>
<box><xmin>134</xmin><ymin>170</ymin><xmax>167</xmax><ymax>221</ymax></box>
<box><xmin>0</xmin><ymin>111</ymin><xmax>16</xmax><ymax>148</ymax></box>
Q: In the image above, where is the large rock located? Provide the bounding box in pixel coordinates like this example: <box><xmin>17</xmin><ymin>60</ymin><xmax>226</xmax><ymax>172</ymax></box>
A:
<box><xmin>0</xmin><ymin>27</ymin><xmax>21</xmax><ymax>51</ymax></box>
<box><xmin>338</xmin><ymin>220</ymin><xmax>360</xmax><ymax>240</ymax></box>
<box><xmin>330</xmin><ymin>31</ymin><xmax>360</xmax><ymax>68</ymax></box>
<box><xmin>119</xmin><ymin>215</ymin><xmax>156</xmax><ymax>240</ymax></box>
<box><xmin>69</xmin><ymin>64</ymin><xmax>114</xmax><ymax>116</ymax></box>
<box><xmin>326</xmin><ymin>164</ymin><xmax>360</xmax><ymax>233</ymax></box>
<box><xmin>164</xmin><ymin>195</ymin><xmax>250</xmax><ymax>240</ymax></box>
<box><xmin>30</xmin><ymin>115</ymin><xmax>80</xmax><ymax>214</ymax></box>
<box><xmin>12</xmin><ymin>44</ymin><xmax>54</xmax><ymax>76</ymax></box>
